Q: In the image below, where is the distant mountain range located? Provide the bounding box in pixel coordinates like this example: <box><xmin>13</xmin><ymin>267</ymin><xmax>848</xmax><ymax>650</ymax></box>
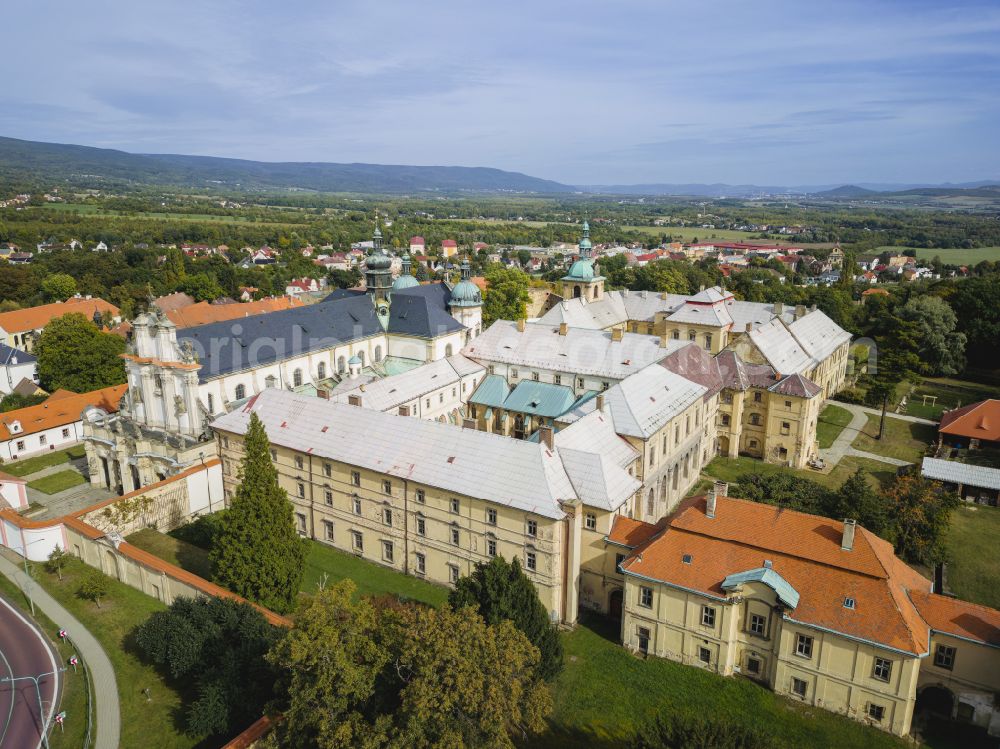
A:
<box><xmin>1</xmin><ymin>135</ymin><xmax>998</xmax><ymax>198</ymax></box>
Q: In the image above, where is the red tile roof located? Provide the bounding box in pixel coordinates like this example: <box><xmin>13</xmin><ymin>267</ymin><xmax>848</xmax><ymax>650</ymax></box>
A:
<box><xmin>607</xmin><ymin>515</ymin><xmax>665</xmax><ymax>548</ymax></box>
<box><xmin>166</xmin><ymin>297</ymin><xmax>304</xmax><ymax>328</ymax></box>
<box><xmin>909</xmin><ymin>590</ymin><xmax>1000</xmax><ymax>646</ymax></box>
<box><xmin>0</xmin><ymin>297</ymin><xmax>120</xmax><ymax>335</ymax></box>
<box><xmin>939</xmin><ymin>400</ymin><xmax>1000</xmax><ymax>442</ymax></box>
<box><xmin>621</xmin><ymin>495</ymin><xmax>938</xmax><ymax>654</ymax></box>
<box><xmin>0</xmin><ymin>384</ymin><xmax>128</xmax><ymax>440</ymax></box>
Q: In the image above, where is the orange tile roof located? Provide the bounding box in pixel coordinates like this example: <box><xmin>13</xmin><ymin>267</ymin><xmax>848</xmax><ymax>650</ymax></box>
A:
<box><xmin>622</xmin><ymin>495</ymin><xmax>936</xmax><ymax>654</ymax></box>
<box><xmin>939</xmin><ymin>399</ymin><xmax>1000</xmax><ymax>442</ymax></box>
<box><xmin>909</xmin><ymin>590</ymin><xmax>1000</xmax><ymax>646</ymax></box>
<box><xmin>607</xmin><ymin>515</ymin><xmax>665</xmax><ymax>548</ymax></box>
<box><xmin>0</xmin><ymin>297</ymin><xmax>120</xmax><ymax>335</ymax></box>
<box><xmin>0</xmin><ymin>384</ymin><xmax>127</xmax><ymax>440</ymax></box>
<box><xmin>0</xmin><ymin>469</ymin><xmax>26</xmax><ymax>484</ymax></box>
<box><xmin>165</xmin><ymin>297</ymin><xmax>303</xmax><ymax>328</ymax></box>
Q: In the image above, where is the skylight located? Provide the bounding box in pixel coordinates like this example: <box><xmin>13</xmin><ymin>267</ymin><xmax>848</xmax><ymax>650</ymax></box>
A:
<box><xmin>682</xmin><ymin>554</ymin><xmax>692</xmax><ymax>564</ymax></box>
<box><xmin>843</xmin><ymin>597</ymin><xmax>856</xmax><ymax>610</ymax></box>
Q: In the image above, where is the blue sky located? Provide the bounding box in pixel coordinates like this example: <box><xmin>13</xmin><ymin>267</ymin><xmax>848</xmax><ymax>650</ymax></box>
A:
<box><xmin>5</xmin><ymin>0</ymin><xmax>1000</xmax><ymax>185</ymax></box>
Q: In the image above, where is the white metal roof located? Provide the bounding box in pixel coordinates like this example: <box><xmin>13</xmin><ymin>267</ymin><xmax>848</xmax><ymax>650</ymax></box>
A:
<box><xmin>921</xmin><ymin>457</ymin><xmax>1000</xmax><ymax>491</ymax></box>
<box><xmin>332</xmin><ymin>355</ymin><xmax>484</xmax><ymax>412</ymax></box>
<box><xmin>788</xmin><ymin>309</ymin><xmax>852</xmax><ymax>362</ymax></box>
<box><xmin>558</xmin><ymin>447</ymin><xmax>641</xmax><ymax>511</ymax></box>
<box><xmin>212</xmin><ymin>388</ymin><xmax>574</xmax><ymax>518</ymax></box>
<box><xmin>464</xmin><ymin>321</ymin><xmax>680</xmax><ymax>380</ymax></box>
<box><xmin>554</xmin><ymin>409</ymin><xmax>640</xmax><ymax>469</ymax></box>
<box><xmin>746</xmin><ymin>318</ymin><xmax>818</xmax><ymax>375</ymax></box>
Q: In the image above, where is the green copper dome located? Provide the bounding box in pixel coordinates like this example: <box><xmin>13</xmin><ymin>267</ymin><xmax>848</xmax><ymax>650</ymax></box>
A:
<box><xmin>392</xmin><ymin>251</ymin><xmax>419</xmax><ymax>290</ymax></box>
<box><xmin>450</xmin><ymin>257</ymin><xmax>482</xmax><ymax>307</ymax></box>
<box><xmin>566</xmin><ymin>258</ymin><xmax>595</xmax><ymax>281</ymax></box>
<box><xmin>366</xmin><ymin>248</ymin><xmax>392</xmax><ymax>270</ymax></box>
<box><xmin>578</xmin><ymin>220</ymin><xmax>592</xmax><ymax>252</ymax></box>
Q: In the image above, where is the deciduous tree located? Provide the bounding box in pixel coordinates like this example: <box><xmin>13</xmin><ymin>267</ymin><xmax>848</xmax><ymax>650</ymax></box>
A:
<box><xmin>34</xmin><ymin>312</ymin><xmax>126</xmax><ymax>392</ymax></box>
<box><xmin>896</xmin><ymin>295</ymin><xmax>966</xmax><ymax>375</ymax></box>
<box><xmin>40</xmin><ymin>273</ymin><xmax>77</xmax><ymax>302</ymax></box>
<box><xmin>882</xmin><ymin>474</ymin><xmax>959</xmax><ymax>565</ymax></box>
<box><xmin>211</xmin><ymin>413</ymin><xmax>307</xmax><ymax>613</ymax></box>
<box><xmin>483</xmin><ymin>265</ymin><xmax>530</xmax><ymax>326</ymax></box>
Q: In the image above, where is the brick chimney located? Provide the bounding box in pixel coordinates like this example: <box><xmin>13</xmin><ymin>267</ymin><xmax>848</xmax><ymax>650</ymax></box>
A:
<box><xmin>347</xmin><ymin>394</ymin><xmax>362</xmax><ymax>407</ymax></box>
<box><xmin>794</xmin><ymin>304</ymin><xmax>806</xmax><ymax>319</ymax></box>
<box><xmin>611</xmin><ymin>327</ymin><xmax>624</xmax><ymax>342</ymax></box>
<box><xmin>462</xmin><ymin>418</ymin><xmax>476</xmax><ymax>429</ymax></box>
<box><xmin>713</xmin><ymin>480</ymin><xmax>728</xmax><ymax>498</ymax></box>
<box><xmin>841</xmin><ymin>519</ymin><xmax>856</xmax><ymax>551</ymax></box>
<box><xmin>773</xmin><ymin>302</ymin><xmax>784</xmax><ymax>315</ymax></box>
<box><xmin>517</xmin><ymin>318</ymin><xmax>526</xmax><ymax>332</ymax></box>
<box><xmin>706</xmin><ymin>489</ymin><xmax>717</xmax><ymax>518</ymax></box>
<box><xmin>559</xmin><ymin>322</ymin><xmax>568</xmax><ymax>336</ymax></box>
<box><xmin>538</xmin><ymin>425</ymin><xmax>554</xmax><ymax>450</ymax></box>
<box><xmin>596</xmin><ymin>393</ymin><xmax>605</xmax><ymax>412</ymax></box>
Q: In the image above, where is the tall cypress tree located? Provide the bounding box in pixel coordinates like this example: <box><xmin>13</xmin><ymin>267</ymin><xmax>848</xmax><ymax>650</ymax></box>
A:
<box><xmin>212</xmin><ymin>412</ymin><xmax>306</xmax><ymax>614</ymax></box>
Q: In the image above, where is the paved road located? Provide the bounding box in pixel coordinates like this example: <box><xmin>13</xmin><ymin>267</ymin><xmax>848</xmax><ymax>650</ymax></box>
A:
<box><xmin>0</xmin><ymin>555</ymin><xmax>120</xmax><ymax>749</ymax></box>
<box><xmin>0</xmin><ymin>595</ymin><xmax>60</xmax><ymax>749</ymax></box>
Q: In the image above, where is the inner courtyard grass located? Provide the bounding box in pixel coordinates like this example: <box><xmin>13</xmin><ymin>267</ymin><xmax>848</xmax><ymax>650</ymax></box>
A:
<box><xmin>941</xmin><ymin>503</ymin><xmax>1000</xmax><ymax>610</ymax></box>
<box><xmin>3</xmin><ymin>445</ymin><xmax>86</xmax><ymax>477</ymax></box>
<box><xmin>851</xmin><ymin>414</ymin><xmax>936</xmax><ymax>463</ymax></box>
<box><xmin>817</xmin><ymin>403</ymin><xmax>854</xmax><ymax>448</ymax></box>
<box><xmin>703</xmin><ymin>454</ymin><xmax>897</xmax><ymax>491</ymax></box>
<box><xmin>27</xmin><ymin>469</ymin><xmax>87</xmax><ymax>494</ymax></box>
<box><xmin>26</xmin><ymin>557</ymin><xmax>204</xmax><ymax>749</ymax></box>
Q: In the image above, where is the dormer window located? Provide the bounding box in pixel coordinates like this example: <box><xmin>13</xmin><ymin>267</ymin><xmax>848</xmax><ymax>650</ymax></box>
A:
<box><xmin>682</xmin><ymin>554</ymin><xmax>692</xmax><ymax>564</ymax></box>
<box><xmin>8</xmin><ymin>420</ymin><xmax>22</xmax><ymax>434</ymax></box>
<box><xmin>843</xmin><ymin>597</ymin><xmax>855</xmax><ymax>610</ymax></box>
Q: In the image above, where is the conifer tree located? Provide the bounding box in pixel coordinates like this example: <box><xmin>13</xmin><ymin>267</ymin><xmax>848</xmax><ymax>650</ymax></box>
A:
<box><xmin>211</xmin><ymin>412</ymin><xmax>306</xmax><ymax>613</ymax></box>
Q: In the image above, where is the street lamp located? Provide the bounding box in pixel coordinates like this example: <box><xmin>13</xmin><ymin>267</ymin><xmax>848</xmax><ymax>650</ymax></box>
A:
<box><xmin>0</xmin><ymin>667</ymin><xmax>67</xmax><ymax>749</ymax></box>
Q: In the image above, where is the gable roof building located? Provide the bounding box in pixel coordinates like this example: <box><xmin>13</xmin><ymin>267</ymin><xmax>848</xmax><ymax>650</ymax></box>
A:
<box><xmin>939</xmin><ymin>399</ymin><xmax>1000</xmax><ymax>448</ymax></box>
<box><xmin>0</xmin><ymin>297</ymin><xmax>121</xmax><ymax>351</ymax></box>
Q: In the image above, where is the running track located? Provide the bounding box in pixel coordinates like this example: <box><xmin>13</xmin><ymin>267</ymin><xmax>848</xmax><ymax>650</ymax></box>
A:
<box><xmin>0</xmin><ymin>596</ymin><xmax>60</xmax><ymax>749</ymax></box>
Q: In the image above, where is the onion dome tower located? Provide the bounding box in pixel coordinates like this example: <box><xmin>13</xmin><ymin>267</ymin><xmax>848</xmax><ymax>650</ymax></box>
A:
<box><xmin>449</xmin><ymin>256</ymin><xmax>483</xmax><ymax>339</ymax></box>
<box><xmin>364</xmin><ymin>210</ymin><xmax>393</xmax><ymax>308</ymax></box>
<box><xmin>392</xmin><ymin>251</ymin><xmax>420</xmax><ymax>291</ymax></box>
<box><xmin>560</xmin><ymin>220</ymin><xmax>605</xmax><ymax>301</ymax></box>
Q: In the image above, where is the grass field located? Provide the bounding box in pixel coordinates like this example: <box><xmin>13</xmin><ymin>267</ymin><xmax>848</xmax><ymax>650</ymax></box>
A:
<box><xmin>43</xmin><ymin>202</ymin><xmax>309</xmax><ymax>225</ymax></box>
<box><xmin>907</xmin><ymin>377</ymin><xmax>1000</xmax><ymax>421</ymax></box>
<box><xmin>3</xmin><ymin>445</ymin><xmax>86</xmax><ymax>477</ymax></box>
<box><xmin>28</xmin><ymin>469</ymin><xmax>87</xmax><ymax>494</ymax></box>
<box><xmin>875</xmin><ymin>246</ymin><xmax>1000</xmax><ymax>265</ymax></box>
<box><xmin>0</xmin><ymin>573</ymin><xmax>91</xmax><ymax>749</ymax></box>
<box><xmin>529</xmin><ymin>613</ymin><xmax>911</xmax><ymax>749</ymax></box>
<box><xmin>703</xmin><ymin>454</ymin><xmax>897</xmax><ymax>491</ymax></box>
<box><xmin>851</xmin><ymin>415</ymin><xmax>936</xmax><ymax>463</ymax></box>
<box><xmin>942</xmin><ymin>504</ymin><xmax>1000</xmax><ymax>610</ymax></box>
<box><xmin>817</xmin><ymin>404</ymin><xmax>854</xmax><ymax>448</ymax></box>
<box><xmin>126</xmin><ymin>529</ymin><xmax>212</xmax><ymax>579</ymax></box>
<box><xmin>28</xmin><ymin>557</ymin><xmax>204</xmax><ymax>749</ymax></box>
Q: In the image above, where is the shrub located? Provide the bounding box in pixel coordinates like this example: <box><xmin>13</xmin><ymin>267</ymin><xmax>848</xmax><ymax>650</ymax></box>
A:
<box><xmin>636</xmin><ymin>709</ymin><xmax>781</xmax><ymax>749</ymax></box>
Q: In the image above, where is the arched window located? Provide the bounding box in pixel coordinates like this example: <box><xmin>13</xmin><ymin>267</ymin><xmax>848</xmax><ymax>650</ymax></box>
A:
<box><xmin>359</xmin><ymin>351</ymin><xmax>366</xmax><ymax>366</ymax></box>
<box><xmin>647</xmin><ymin>489</ymin><xmax>655</xmax><ymax>518</ymax></box>
<box><xmin>293</xmin><ymin>368</ymin><xmax>303</xmax><ymax>387</ymax></box>
<box><xmin>374</xmin><ymin>345</ymin><xmax>382</xmax><ymax>363</ymax></box>
<box><xmin>671</xmin><ymin>329</ymin><xmax>680</xmax><ymax>340</ymax></box>
<box><xmin>234</xmin><ymin>384</ymin><xmax>246</xmax><ymax>400</ymax></box>
<box><xmin>318</xmin><ymin>361</ymin><xmax>326</xmax><ymax>380</ymax></box>
<box><xmin>445</xmin><ymin>343</ymin><xmax>453</xmax><ymax>357</ymax></box>
<box><xmin>688</xmin><ymin>331</ymin><xmax>697</xmax><ymax>342</ymax></box>
<box><xmin>574</xmin><ymin>286</ymin><xmax>581</xmax><ymax>298</ymax></box>
<box><xmin>704</xmin><ymin>333</ymin><xmax>712</xmax><ymax>351</ymax></box>
<box><xmin>337</xmin><ymin>356</ymin><xmax>346</xmax><ymax>374</ymax></box>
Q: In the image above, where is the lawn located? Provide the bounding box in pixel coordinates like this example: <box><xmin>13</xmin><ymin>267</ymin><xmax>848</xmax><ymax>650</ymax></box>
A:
<box><xmin>703</xmin><ymin>454</ymin><xmax>897</xmax><ymax>492</ymax></box>
<box><xmin>874</xmin><ymin>246</ymin><xmax>1000</xmax><ymax>266</ymax></box>
<box><xmin>907</xmin><ymin>377</ymin><xmax>1000</xmax><ymax>422</ymax></box>
<box><xmin>28</xmin><ymin>557</ymin><xmax>206</xmax><ymax>749</ymax></box>
<box><xmin>851</xmin><ymin>415</ymin><xmax>936</xmax><ymax>463</ymax></box>
<box><xmin>817</xmin><ymin>403</ymin><xmax>855</xmax><ymax>448</ymax></box>
<box><xmin>0</xmin><ymin>573</ymin><xmax>90</xmax><ymax>749</ymax></box>
<box><xmin>28</xmin><ymin>469</ymin><xmax>87</xmax><ymax>494</ymax></box>
<box><xmin>3</xmin><ymin>445</ymin><xmax>86</xmax><ymax>477</ymax></box>
<box><xmin>942</xmin><ymin>504</ymin><xmax>1000</xmax><ymax>610</ymax></box>
<box><xmin>126</xmin><ymin>528</ymin><xmax>213</xmax><ymax>579</ymax></box>
<box><xmin>526</xmin><ymin>614</ymin><xmax>910</xmax><ymax>749</ymax></box>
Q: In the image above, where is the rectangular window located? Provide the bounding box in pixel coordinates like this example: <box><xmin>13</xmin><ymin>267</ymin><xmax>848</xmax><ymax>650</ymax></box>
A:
<box><xmin>323</xmin><ymin>463</ymin><xmax>332</xmax><ymax>477</ymax></box>
<box><xmin>577</xmin><ymin>377</ymin><xmax>585</xmax><ymax>389</ymax></box>
<box><xmin>785</xmin><ymin>400</ymin><xmax>792</xmax><ymax>408</ymax></box>
<box><xmin>416</xmin><ymin>516</ymin><xmax>426</xmax><ymax>536</ymax></box>
<box><xmin>416</xmin><ymin>488</ymin><xmax>425</xmax><ymax>503</ymax></box>
<box><xmin>325</xmin><ymin>489</ymin><xmax>333</xmax><ymax>506</ymax></box>
<box><xmin>351</xmin><ymin>471</ymin><xmax>360</xmax><ymax>487</ymax></box>
<box><xmin>487</xmin><ymin>507</ymin><xmax>497</xmax><ymax>525</ymax></box>
<box><xmin>353</xmin><ymin>496</ymin><xmax>362</xmax><ymax>515</ymax></box>
<box><xmin>639</xmin><ymin>586</ymin><xmax>653</xmax><ymax>608</ymax></box>
<box><xmin>382</xmin><ymin>541</ymin><xmax>394</xmax><ymax>563</ymax></box>
<box><xmin>749</xmin><ymin>613</ymin><xmax>766</xmax><ymax>636</ymax></box>
<box><xmin>701</xmin><ymin>605</ymin><xmax>716</xmax><ymax>628</ymax></box>
<box><xmin>525</xmin><ymin>551</ymin><xmax>537</xmax><ymax>571</ymax></box>
<box><xmin>585</xmin><ymin>513</ymin><xmax>597</xmax><ymax>530</ymax></box>
<box><xmin>867</xmin><ymin>704</ymin><xmax>885</xmax><ymax>723</ymax></box>
<box><xmin>781</xmin><ymin>421</ymin><xmax>790</xmax><ymax>435</ymax></box>
<box><xmin>554</xmin><ymin>374</ymin><xmax>562</xmax><ymax>386</ymax></box>
<box><xmin>615</xmin><ymin>553</ymin><xmax>626</xmax><ymax>571</ymax></box>
<box><xmin>16</xmin><ymin>440</ymin><xmax>24</xmax><ymax>451</ymax></box>
<box><xmin>351</xmin><ymin>531</ymin><xmax>363</xmax><ymax>551</ymax></box>
<box><xmin>295</xmin><ymin>456</ymin><xmax>304</xmax><ymax>469</ymax></box>
<box><xmin>754</xmin><ymin>391</ymin><xmax>762</xmax><ymax>402</ymax></box>
<box><xmin>451</xmin><ymin>527</ymin><xmax>460</xmax><ymax>545</ymax></box>
<box><xmin>450</xmin><ymin>498</ymin><xmax>460</xmax><ymax>514</ymax></box>
<box><xmin>531</xmin><ymin>371</ymin><xmax>539</xmax><ymax>381</ymax></box>
<box><xmin>872</xmin><ymin>657</ymin><xmax>892</xmax><ymax>682</ymax></box>
<box><xmin>270</xmin><ymin>449</ymin><xmax>277</xmax><ymax>461</ymax></box>
<box><xmin>383</xmin><ymin>479</ymin><xmax>392</xmax><ymax>495</ymax></box>
<box><xmin>323</xmin><ymin>520</ymin><xmax>334</xmax><ymax>541</ymax></box>
<box><xmin>449</xmin><ymin>564</ymin><xmax>459</xmax><ymax>583</ymax></box>
<box><xmin>746</xmin><ymin>657</ymin><xmax>761</xmax><ymax>675</ymax></box>
<box><xmin>934</xmin><ymin>644</ymin><xmax>956</xmax><ymax>670</ymax></box>
<box><xmin>795</xmin><ymin>634</ymin><xmax>813</xmax><ymax>659</ymax></box>
<box><xmin>415</xmin><ymin>552</ymin><xmax>426</xmax><ymax>574</ymax></box>
<box><xmin>792</xmin><ymin>677</ymin><xmax>807</xmax><ymax>698</ymax></box>
<box><xmin>487</xmin><ymin>538</ymin><xmax>497</xmax><ymax>557</ymax></box>
<box><xmin>527</xmin><ymin>519</ymin><xmax>537</xmax><ymax>537</ymax></box>
<box><xmin>510</xmin><ymin>368</ymin><xmax>518</xmax><ymax>379</ymax></box>
<box><xmin>39</xmin><ymin>435</ymin><xmax>47</xmax><ymax>446</ymax></box>
<box><xmin>637</xmin><ymin>626</ymin><xmax>650</xmax><ymax>654</ymax></box>
<box><xmin>383</xmin><ymin>508</ymin><xmax>392</xmax><ymax>527</ymax></box>
<box><xmin>61</xmin><ymin>428</ymin><xmax>70</xmax><ymax>438</ymax></box>
<box><xmin>296</xmin><ymin>513</ymin><xmax>306</xmax><ymax>534</ymax></box>
<box><xmin>297</xmin><ymin>482</ymin><xmax>305</xmax><ymax>498</ymax></box>
<box><xmin>698</xmin><ymin>647</ymin><xmax>711</xmax><ymax>665</ymax></box>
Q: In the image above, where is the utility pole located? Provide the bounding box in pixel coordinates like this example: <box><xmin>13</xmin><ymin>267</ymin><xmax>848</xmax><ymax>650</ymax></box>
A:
<box><xmin>1</xmin><ymin>668</ymin><xmax>67</xmax><ymax>749</ymax></box>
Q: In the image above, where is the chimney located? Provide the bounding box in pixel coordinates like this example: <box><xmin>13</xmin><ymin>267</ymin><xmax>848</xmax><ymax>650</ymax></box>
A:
<box><xmin>538</xmin><ymin>425</ymin><xmax>554</xmax><ymax>450</ymax></box>
<box><xmin>517</xmin><ymin>318</ymin><xmax>526</xmax><ymax>332</ymax></box>
<box><xmin>699</xmin><ymin>284</ymin><xmax>705</xmax><ymax>292</ymax></box>
<box><xmin>713</xmin><ymin>480</ymin><xmax>728</xmax><ymax>498</ymax></box>
<box><xmin>706</xmin><ymin>489</ymin><xmax>717</xmax><ymax>519</ymax></box>
<box><xmin>317</xmin><ymin>389</ymin><xmax>329</xmax><ymax>400</ymax></box>
<box><xmin>745</xmin><ymin>322</ymin><xmax>752</xmax><ymax>333</ymax></box>
<box><xmin>841</xmin><ymin>519</ymin><xmax>856</xmax><ymax>551</ymax></box>
<box><xmin>794</xmin><ymin>304</ymin><xmax>806</xmax><ymax>319</ymax></box>
<box><xmin>660</xmin><ymin>334</ymin><xmax>669</xmax><ymax>348</ymax></box>
<box><xmin>661</xmin><ymin>292</ymin><xmax>668</xmax><ymax>300</ymax></box>
<box><xmin>810</xmin><ymin>304</ymin><xmax>817</xmax><ymax>312</ymax></box>
<box><xmin>773</xmin><ymin>302</ymin><xmax>784</xmax><ymax>315</ymax></box>
<box><xmin>398</xmin><ymin>404</ymin><xmax>410</xmax><ymax>416</ymax></box>
<box><xmin>559</xmin><ymin>322</ymin><xmax>568</xmax><ymax>336</ymax></box>
<box><xmin>595</xmin><ymin>393</ymin><xmax>604</xmax><ymax>412</ymax></box>
<box><xmin>640</xmin><ymin>290</ymin><xmax>647</xmax><ymax>299</ymax></box>
<box><xmin>462</xmin><ymin>417</ymin><xmax>477</xmax><ymax>429</ymax></box>
<box><xmin>611</xmin><ymin>327</ymin><xmax>624</xmax><ymax>342</ymax></box>
<box><xmin>347</xmin><ymin>394</ymin><xmax>362</xmax><ymax>407</ymax></box>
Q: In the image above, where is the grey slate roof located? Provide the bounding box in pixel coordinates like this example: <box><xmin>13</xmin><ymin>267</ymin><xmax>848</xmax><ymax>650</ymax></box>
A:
<box><xmin>387</xmin><ymin>286</ymin><xmax>465</xmax><ymax>338</ymax></box>
<box><xmin>211</xmin><ymin>388</ymin><xmax>575</xmax><ymax>518</ymax></box>
<box><xmin>769</xmin><ymin>372</ymin><xmax>822</xmax><ymax>398</ymax></box>
<box><xmin>0</xmin><ymin>344</ymin><xmax>34</xmax><ymax>366</ymax></box>
<box><xmin>921</xmin><ymin>457</ymin><xmax>1000</xmax><ymax>491</ymax></box>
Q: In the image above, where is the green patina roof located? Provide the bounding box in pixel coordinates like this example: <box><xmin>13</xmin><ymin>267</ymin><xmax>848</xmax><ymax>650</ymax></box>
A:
<box><xmin>503</xmin><ymin>380</ymin><xmax>580</xmax><ymax>418</ymax></box>
<box><xmin>469</xmin><ymin>374</ymin><xmax>511</xmax><ymax>408</ymax></box>
<box><xmin>721</xmin><ymin>567</ymin><xmax>800</xmax><ymax>609</ymax></box>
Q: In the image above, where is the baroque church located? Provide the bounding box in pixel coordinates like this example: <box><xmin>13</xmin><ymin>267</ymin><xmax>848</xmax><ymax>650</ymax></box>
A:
<box><xmin>82</xmin><ymin>217</ymin><xmax>483</xmax><ymax>495</ymax></box>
